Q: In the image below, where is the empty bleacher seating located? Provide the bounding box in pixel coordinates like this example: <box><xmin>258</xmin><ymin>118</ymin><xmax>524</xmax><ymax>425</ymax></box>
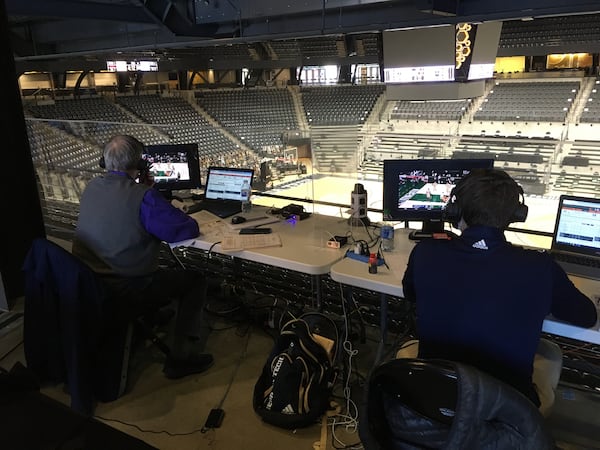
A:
<box><xmin>195</xmin><ymin>88</ymin><xmax>299</xmax><ymax>154</ymax></box>
<box><xmin>390</xmin><ymin>99</ymin><xmax>470</xmax><ymax>121</ymax></box>
<box><xmin>580</xmin><ymin>77</ymin><xmax>600</xmax><ymax>123</ymax></box>
<box><xmin>474</xmin><ymin>80</ymin><xmax>580</xmax><ymax>123</ymax></box>
<box><xmin>301</xmin><ymin>84</ymin><xmax>385</xmax><ymax>126</ymax></box>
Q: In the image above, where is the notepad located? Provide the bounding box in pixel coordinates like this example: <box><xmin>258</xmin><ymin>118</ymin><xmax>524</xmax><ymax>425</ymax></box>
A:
<box><xmin>220</xmin><ymin>232</ymin><xmax>282</xmax><ymax>251</ymax></box>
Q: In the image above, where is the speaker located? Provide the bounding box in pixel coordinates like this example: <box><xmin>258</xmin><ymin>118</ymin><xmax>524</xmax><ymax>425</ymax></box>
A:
<box><xmin>443</xmin><ymin>173</ymin><xmax>528</xmax><ymax>228</ymax></box>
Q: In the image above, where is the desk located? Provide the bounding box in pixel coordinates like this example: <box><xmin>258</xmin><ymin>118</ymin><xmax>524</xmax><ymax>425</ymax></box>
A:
<box><xmin>330</xmin><ymin>228</ymin><xmax>415</xmax><ymax>296</ymax></box>
<box><xmin>171</xmin><ymin>208</ymin><xmax>361</xmax><ymax>306</ymax></box>
<box><xmin>173</xmin><ymin>208</ymin><xmax>352</xmax><ymax>275</ymax></box>
<box><xmin>330</xmin><ymin>228</ymin><xmax>600</xmax><ymax>346</ymax></box>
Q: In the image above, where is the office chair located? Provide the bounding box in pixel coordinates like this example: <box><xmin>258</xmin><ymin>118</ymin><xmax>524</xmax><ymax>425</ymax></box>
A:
<box><xmin>22</xmin><ymin>237</ymin><xmax>171</xmax><ymax>416</ymax></box>
<box><xmin>359</xmin><ymin>358</ymin><xmax>556</xmax><ymax>450</ymax></box>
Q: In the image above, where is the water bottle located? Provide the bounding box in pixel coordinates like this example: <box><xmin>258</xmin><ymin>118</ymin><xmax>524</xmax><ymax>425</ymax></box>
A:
<box><xmin>241</xmin><ymin>179</ymin><xmax>252</xmax><ymax>213</ymax></box>
<box><xmin>381</xmin><ymin>223</ymin><xmax>395</xmax><ymax>251</ymax></box>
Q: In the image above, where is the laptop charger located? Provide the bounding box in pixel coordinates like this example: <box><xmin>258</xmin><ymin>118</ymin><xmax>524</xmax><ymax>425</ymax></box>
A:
<box><xmin>203</xmin><ymin>408</ymin><xmax>225</xmax><ymax>430</ymax></box>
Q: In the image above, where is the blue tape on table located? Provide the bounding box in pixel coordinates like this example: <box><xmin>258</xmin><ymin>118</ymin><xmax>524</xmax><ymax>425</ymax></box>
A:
<box><xmin>345</xmin><ymin>249</ymin><xmax>385</xmax><ymax>266</ymax></box>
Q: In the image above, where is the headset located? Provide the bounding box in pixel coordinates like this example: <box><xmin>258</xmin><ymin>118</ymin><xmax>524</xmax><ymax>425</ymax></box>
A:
<box><xmin>98</xmin><ymin>155</ymin><xmax>148</xmax><ymax>171</ymax></box>
<box><xmin>443</xmin><ymin>170</ymin><xmax>528</xmax><ymax>228</ymax></box>
<box><xmin>99</xmin><ymin>155</ymin><xmax>153</xmax><ymax>184</ymax></box>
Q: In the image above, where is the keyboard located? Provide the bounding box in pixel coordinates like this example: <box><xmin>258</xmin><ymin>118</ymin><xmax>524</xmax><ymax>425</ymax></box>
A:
<box><xmin>184</xmin><ymin>202</ymin><xmax>205</xmax><ymax>215</ymax></box>
<box><xmin>551</xmin><ymin>252</ymin><xmax>600</xmax><ymax>268</ymax></box>
<box><xmin>203</xmin><ymin>202</ymin><xmax>243</xmax><ymax>218</ymax></box>
<box><xmin>185</xmin><ymin>200</ymin><xmax>241</xmax><ymax>218</ymax></box>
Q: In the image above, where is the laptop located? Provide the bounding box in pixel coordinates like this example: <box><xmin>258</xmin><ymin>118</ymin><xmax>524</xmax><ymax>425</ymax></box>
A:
<box><xmin>198</xmin><ymin>166</ymin><xmax>254</xmax><ymax>218</ymax></box>
<box><xmin>549</xmin><ymin>194</ymin><xmax>600</xmax><ymax>280</ymax></box>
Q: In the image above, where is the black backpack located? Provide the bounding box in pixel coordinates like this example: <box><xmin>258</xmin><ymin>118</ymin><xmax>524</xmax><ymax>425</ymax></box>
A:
<box><xmin>252</xmin><ymin>313</ymin><xmax>339</xmax><ymax>429</ymax></box>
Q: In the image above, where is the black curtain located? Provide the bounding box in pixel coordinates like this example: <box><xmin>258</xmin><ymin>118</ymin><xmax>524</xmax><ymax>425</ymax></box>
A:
<box><xmin>0</xmin><ymin>0</ymin><xmax>46</xmax><ymax>307</ymax></box>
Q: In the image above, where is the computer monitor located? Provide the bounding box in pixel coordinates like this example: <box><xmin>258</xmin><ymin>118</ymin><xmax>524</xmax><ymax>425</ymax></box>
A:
<box><xmin>382</xmin><ymin>158</ymin><xmax>494</xmax><ymax>239</ymax></box>
<box><xmin>142</xmin><ymin>143</ymin><xmax>201</xmax><ymax>198</ymax></box>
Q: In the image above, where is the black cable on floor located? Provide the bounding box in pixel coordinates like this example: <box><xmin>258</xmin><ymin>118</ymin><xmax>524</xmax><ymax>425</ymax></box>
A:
<box><xmin>201</xmin><ymin>324</ymin><xmax>252</xmax><ymax>433</ymax></box>
<box><xmin>95</xmin><ymin>324</ymin><xmax>252</xmax><ymax>438</ymax></box>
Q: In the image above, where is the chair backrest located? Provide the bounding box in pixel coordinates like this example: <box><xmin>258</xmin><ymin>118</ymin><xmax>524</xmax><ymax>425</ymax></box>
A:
<box><xmin>359</xmin><ymin>358</ymin><xmax>555</xmax><ymax>450</ymax></box>
<box><xmin>372</xmin><ymin>358</ymin><xmax>458</xmax><ymax>424</ymax></box>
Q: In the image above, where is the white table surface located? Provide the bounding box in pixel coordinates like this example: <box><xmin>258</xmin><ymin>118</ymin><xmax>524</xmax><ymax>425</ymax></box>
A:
<box><xmin>171</xmin><ymin>207</ymin><xmax>359</xmax><ymax>275</ymax></box>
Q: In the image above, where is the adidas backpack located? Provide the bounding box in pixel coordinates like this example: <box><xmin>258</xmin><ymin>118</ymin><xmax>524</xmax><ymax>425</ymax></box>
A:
<box><xmin>252</xmin><ymin>312</ymin><xmax>339</xmax><ymax>429</ymax></box>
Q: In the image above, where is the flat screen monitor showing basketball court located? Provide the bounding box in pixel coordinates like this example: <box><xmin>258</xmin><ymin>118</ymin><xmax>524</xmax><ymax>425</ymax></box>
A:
<box><xmin>382</xmin><ymin>158</ymin><xmax>494</xmax><ymax>239</ymax></box>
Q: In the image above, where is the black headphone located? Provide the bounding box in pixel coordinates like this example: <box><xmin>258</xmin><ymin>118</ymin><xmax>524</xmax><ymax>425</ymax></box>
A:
<box><xmin>443</xmin><ymin>172</ymin><xmax>528</xmax><ymax>228</ymax></box>
<box><xmin>98</xmin><ymin>155</ymin><xmax>148</xmax><ymax>171</ymax></box>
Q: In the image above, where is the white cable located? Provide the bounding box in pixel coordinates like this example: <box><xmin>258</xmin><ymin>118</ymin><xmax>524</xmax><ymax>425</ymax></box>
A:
<box><xmin>327</xmin><ymin>283</ymin><xmax>361</xmax><ymax>448</ymax></box>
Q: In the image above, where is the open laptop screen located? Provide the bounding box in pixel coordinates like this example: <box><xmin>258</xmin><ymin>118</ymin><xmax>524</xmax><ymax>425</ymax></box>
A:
<box><xmin>204</xmin><ymin>167</ymin><xmax>254</xmax><ymax>201</ymax></box>
<box><xmin>551</xmin><ymin>195</ymin><xmax>600</xmax><ymax>258</ymax></box>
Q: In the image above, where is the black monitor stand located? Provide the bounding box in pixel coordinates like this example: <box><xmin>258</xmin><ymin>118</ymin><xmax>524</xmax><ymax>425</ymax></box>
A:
<box><xmin>408</xmin><ymin>219</ymin><xmax>456</xmax><ymax>241</ymax></box>
<box><xmin>156</xmin><ymin>188</ymin><xmax>197</xmax><ymax>202</ymax></box>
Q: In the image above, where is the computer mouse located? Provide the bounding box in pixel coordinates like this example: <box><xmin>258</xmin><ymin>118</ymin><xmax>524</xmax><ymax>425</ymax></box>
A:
<box><xmin>231</xmin><ymin>215</ymin><xmax>246</xmax><ymax>224</ymax></box>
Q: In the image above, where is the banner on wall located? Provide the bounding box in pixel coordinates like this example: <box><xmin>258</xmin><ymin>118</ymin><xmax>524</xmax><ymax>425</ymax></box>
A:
<box><xmin>547</xmin><ymin>53</ymin><xmax>593</xmax><ymax>70</ymax></box>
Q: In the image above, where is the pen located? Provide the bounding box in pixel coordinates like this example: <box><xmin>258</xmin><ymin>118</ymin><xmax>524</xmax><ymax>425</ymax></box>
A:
<box><xmin>244</xmin><ymin>219</ymin><xmax>281</xmax><ymax>228</ymax></box>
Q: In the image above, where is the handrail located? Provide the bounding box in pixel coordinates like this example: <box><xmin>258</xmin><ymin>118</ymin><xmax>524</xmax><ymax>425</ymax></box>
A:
<box><xmin>253</xmin><ymin>190</ymin><xmax>553</xmax><ymax>238</ymax></box>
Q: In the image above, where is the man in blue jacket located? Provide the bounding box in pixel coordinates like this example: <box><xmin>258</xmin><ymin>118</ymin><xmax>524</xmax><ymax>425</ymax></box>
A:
<box><xmin>400</xmin><ymin>168</ymin><xmax>597</xmax><ymax>416</ymax></box>
<box><xmin>73</xmin><ymin>134</ymin><xmax>213</xmax><ymax>379</ymax></box>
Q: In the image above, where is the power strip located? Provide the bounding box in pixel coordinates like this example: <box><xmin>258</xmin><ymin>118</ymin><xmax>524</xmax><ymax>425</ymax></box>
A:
<box><xmin>345</xmin><ymin>249</ymin><xmax>385</xmax><ymax>266</ymax></box>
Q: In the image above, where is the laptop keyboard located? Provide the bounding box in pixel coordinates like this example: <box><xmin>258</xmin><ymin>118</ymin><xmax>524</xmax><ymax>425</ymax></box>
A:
<box><xmin>201</xmin><ymin>201</ymin><xmax>241</xmax><ymax>218</ymax></box>
<box><xmin>184</xmin><ymin>202</ymin><xmax>205</xmax><ymax>214</ymax></box>
<box><xmin>552</xmin><ymin>252</ymin><xmax>600</xmax><ymax>268</ymax></box>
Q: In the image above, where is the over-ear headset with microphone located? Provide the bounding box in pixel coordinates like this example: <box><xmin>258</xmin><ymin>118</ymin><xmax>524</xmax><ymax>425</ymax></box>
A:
<box><xmin>443</xmin><ymin>170</ymin><xmax>528</xmax><ymax>228</ymax></box>
<box><xmin>98</xmin><ymin>155</ymin><xmax>148</xmax><ymax>171</ymax></box>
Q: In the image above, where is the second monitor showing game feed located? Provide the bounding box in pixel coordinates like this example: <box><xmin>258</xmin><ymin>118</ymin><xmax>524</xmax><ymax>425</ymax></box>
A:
<box><xmin>142</xmin><ymin>143</ymin><xmax>201</xmax><ymax>198</ymax></box>
<box><xmin>383</xmin><ymin>158</ymin><xmax>494</xmax><ymax>240</ymax></box>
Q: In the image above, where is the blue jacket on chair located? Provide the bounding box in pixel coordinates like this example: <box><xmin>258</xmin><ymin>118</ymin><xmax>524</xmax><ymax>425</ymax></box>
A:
<box><xmin>22</xmin><ymin>237</ymin><xmax>126</xmax><ymax>416</ymax></box>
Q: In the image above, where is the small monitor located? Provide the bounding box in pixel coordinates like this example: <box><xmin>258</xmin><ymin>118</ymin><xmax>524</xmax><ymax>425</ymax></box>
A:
<box><xmin>382</xmin><ymin>158</ymin><xmax>494</xmax><ymax>239</ymax></box>
<box><xmin>142</xmin><ymin>143</ymin><xmax>201</xmax><ymax>198</ymax></box>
